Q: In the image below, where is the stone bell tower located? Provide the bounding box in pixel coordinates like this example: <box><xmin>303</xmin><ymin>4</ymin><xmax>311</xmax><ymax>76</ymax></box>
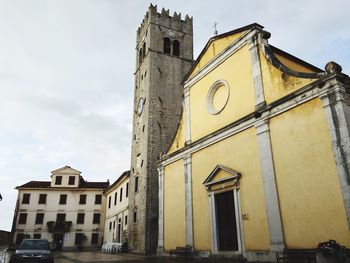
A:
<box><xmin>128</xmin><ymin>4</ymin><xmax>193</xmax><ymax>254</ymax></box>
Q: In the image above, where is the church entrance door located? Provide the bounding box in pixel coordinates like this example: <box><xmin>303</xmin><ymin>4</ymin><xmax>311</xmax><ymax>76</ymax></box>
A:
<box><xmin>215</xmin><ymin>190</ymin><xmax>238</xmax><ymax>251</ymax></box>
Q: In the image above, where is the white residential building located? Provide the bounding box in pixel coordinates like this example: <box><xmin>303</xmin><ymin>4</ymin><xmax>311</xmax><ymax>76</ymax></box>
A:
<box><xmin>12</xmin><ymin>166</ymin><xmax>109</xmax><ymax>250</ymax></box>
<box><xmin>103</xmin><ymin>171</ymin><xmax>129</xmax><ymax>244</ymax></box>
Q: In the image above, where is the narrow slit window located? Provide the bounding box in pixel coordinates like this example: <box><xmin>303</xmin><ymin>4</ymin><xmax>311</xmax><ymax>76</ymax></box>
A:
<box><xmin>139</xmin><ymin>48</ymin><xmax>143</xmax><ymax>64</ymax></box>
<box><xmin>134</xmin><ymin>176</ymin><xmax>139</xmax><ymax>193</ymax></box>
<box><xmin>142</xmin><ymin>42</ymin><xmax>146</xmax><ymax>58</ymax></box>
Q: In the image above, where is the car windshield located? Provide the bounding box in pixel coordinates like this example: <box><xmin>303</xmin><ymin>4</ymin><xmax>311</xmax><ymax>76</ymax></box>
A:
<box><xmin>18</xmin><ymin>240</ymin><xmax>50</xmax><ymax>250</ymax></box>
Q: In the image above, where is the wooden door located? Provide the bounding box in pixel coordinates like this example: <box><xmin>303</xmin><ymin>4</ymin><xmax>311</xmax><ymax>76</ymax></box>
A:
<box><xmin>215</xmin><ymin>191</ymin><xmax>238</xmax><ymax>251</ymax></box>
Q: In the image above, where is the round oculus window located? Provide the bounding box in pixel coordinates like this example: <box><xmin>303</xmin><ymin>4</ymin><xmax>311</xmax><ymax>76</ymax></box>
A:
<box><xmin>206</xmin><ymin>80</ymin><xmax>230</xmax><ymax>115</ymax></box>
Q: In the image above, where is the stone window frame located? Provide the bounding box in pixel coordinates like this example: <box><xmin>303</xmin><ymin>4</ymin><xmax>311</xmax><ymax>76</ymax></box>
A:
<box><xmin>206</xmin><ymin>80</ymin><xmax>230</xmax><ymax>115</ymax></box>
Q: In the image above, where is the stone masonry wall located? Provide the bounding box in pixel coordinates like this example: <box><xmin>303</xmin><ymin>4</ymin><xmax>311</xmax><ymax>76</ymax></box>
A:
<box><xmin>128</xmin><ymin>4</ymin><xmax>193</xmax><ymax>254</ymax></box>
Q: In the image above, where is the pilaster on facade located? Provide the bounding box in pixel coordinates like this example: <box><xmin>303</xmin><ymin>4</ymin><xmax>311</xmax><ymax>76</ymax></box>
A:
<box><xmin>208</xmin><ymin>193</ymin><xmax>218</xmax><ymax>253</ymax></box>
<box><xmin>184</xmin><ymin>87</ymin><xmax>191</xmax><ymax>145</ymax></box>
<box><xmin>255</xmin><ymin>117</ymin><xmax>285</xmax><ymax>251</ymax></box>
<box><xmin>183</xmin><ymin>154</ymin><xmax>194</xmax><ymax>249</ymax></box>
<box><xmin>319</xmin><ymin>78</ymin><xmax>350</xmax><ymax>227</ymax></box>
<box><xmin>157</xmin><ymin>165</ymin><xmax>164</xmax><ymax>253</ymax></box>
<box><xmin>248</xmin><ymin>35</ymin><xmax>266</xmax><ymax>110</ymax></box>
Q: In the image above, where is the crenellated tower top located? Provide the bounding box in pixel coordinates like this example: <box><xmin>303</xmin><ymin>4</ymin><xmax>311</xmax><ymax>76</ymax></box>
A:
<box><xmin>137</xmin><ymin>4</ymin><xmax>193</xmax><ymax>40</ymax></box>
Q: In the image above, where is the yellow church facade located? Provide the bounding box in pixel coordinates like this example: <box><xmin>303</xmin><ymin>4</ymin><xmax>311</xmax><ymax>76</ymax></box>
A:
<box><xmin>157</xmin><ymin>24</ymin><xmax>350</xmax><ymax>260</ymax></box>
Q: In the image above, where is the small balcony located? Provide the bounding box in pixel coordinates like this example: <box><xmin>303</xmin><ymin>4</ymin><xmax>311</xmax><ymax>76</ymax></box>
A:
<box><xmin>47</xmin><ymin>221</ymin><xmax>72</xmax><ymax>233</ymax></box>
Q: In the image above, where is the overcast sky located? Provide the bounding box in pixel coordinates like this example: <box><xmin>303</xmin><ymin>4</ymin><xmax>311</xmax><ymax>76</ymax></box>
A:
<box><xmin>0</xmin><ymin>0</ymin><xmax>349</xmax><ymax>231</ymax></box>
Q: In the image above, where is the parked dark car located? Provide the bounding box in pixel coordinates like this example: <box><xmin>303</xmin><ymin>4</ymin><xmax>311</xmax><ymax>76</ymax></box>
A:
<box><xmin>11</xmin><ymin>239</ymin><xmax>54</xmax><ymax>263</ymax></box>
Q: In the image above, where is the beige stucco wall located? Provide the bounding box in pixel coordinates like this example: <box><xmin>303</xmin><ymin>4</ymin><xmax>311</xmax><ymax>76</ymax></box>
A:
<box><xmin>259</xmin><ymin>49</ymin><xmax>317</xmax><ymax>104</ymax></box>
<box><xmin>104</xmin><ymin>177</ymin><xmax>129</xmax><ymax>243</ymax></box>
<box><xmin>189</xmin><ymin>44</ymin><xmax>255</xmax><ymax>142</ymax></box>
<box><xmin>270</xmin><ymin>98</ymin><xmax>350</xmax><ymax>248</ymax></box>
<box><xmin>191</xmin><ymin>127</ymin><xmax>270</xmax><ymax>251</ymax></box>
<box><xmin>50</xmin><ymin>167</ymin><xmax>81</xmax><ymax>188</ymax></box>
<box><xmin>15</xmin><ymin>188</ymin><xmax>106</xmax><ymax>248</ymax></box>
<box><xmin>163</xmin><ymin>159</ymin><xmax>186</xmax><ymax>250</ymax></box>
<box><xmin>189</xmin><ymin>31</ymin><xmax>245</xmax><ymax>78</ymax></box>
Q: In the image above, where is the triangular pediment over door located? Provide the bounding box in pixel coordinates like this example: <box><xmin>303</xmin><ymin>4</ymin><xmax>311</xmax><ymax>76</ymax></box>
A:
<box><xmin>203</xmin><ymin>164</ymin><xmax>241</xmax><ymax>191</ymax></box>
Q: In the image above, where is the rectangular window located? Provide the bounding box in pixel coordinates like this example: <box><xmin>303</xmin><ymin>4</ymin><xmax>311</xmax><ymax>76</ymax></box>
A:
<box><xmin>55</xmin><ymin>176</ymin><xmax>62</xmax><ymax>185</ymax></box>
<box><xmin>93</xmin><ymin>213</ymin><xmax>100</xmax><ymax>224</ymax></box>
<box><xmin>75</xmin><ymin>233</ymin><xmax>84</xmax><ymax>245</ymax></box>
<box><xmin>56</xmin><ymin>213</ymin><xmax>66</xmax><ymax>222</ymax></box>
<box><xmin>126</xmin><ymin>183</ymin><xmax>129</xmax><ymax>198</ymax></box>
<box><xmin>79</xmin><ymin>194</ymin><xmax>86</xmax><ymax>205</ymax></box>
<box><xmin>38</xmin><ymin>194</ymin><xmax>47</xmax><ymax>204</ymax></box>
<box><xmin>18</xmin><ymin>213</ymin><xmax>27</xmax><ymax>224</ymax></box>
<box><xmin>77</xmin><ymin>213</ymin><xmax>85</xmax><ymax>224</ymax></box>
<box><xmin>133</xmin><ymin>212</ymin><xmax>137</xmax><ymax>223</ymax></box>
<box><xmin>134</xmin><ymin>177</ymin><xmax>139</xmax><ymax>193</ymax></box>
<box><xmin>109</xmin><ymin>222</ymin><xmax>112</xmax><ymax>230</ymax></box>
<box><xmin>120</xmin><ymin>187</ymin><xmax>123</xmax><ymax>202</ymax></box>
<box><xmin>95</xmin><ymin>194</ymin><xmax>102</xmax><ymax>205</ymax></box>
<box><xmin>114</xmin><ymin>192</ymin><xmax>117</xmax><ymax>206</ymax></box>
<box><xmin>91</xmin><ymin>233</ymin><xmax>98</xmax><ymax>244</ymax></box>
<box><xmin>33</xmin><ymin>234</ymin><xmax>41</xmax><ymax>239</ymax></box>
<box><xmin>22</xmin><ymin>193</ymin><xmax>30</xmax><ymax>204</ymax></box>
<box><xmin>35</xmin><ymin>213</ymin><xmax>44</xmax><ymax>224</ymax></box>
<box><xmin>59</xmin><ymin>194</ymin><xmax>67</xmax><ymax>205</ymax></box>
<box><xmin>108</xmin><ymin>196</ymin><xmax>111</xmax><ymax>209</ymax></box>
<box><xmin>113</xmin><ymin>221</ymin><xmax>115</xmax><ymax>229</ymax></box>
<box><xmin>68</xmin><ymin>176</ymin><xmax>75</xmax><ymax>185</ymax></box>
<box><xmin>125</xmin><ymin>215</ymin><xmax>128</xmax><ymax>226</ymax></box>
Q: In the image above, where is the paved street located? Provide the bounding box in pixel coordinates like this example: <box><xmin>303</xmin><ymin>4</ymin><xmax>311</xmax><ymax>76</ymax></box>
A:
<box><xmin>55</xmin><ymin>251</ymin><xmax>147</xmax><ymax>262</ymax></box>
<box><xmin>1</xmin><ymin>250</ymin><xmax>251</xmax><ymax>263</ymax></box>
<box><xmin>54</xmin><ymin>252</ymin><xmax>243</xmax><ymax>263</ymax></box>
